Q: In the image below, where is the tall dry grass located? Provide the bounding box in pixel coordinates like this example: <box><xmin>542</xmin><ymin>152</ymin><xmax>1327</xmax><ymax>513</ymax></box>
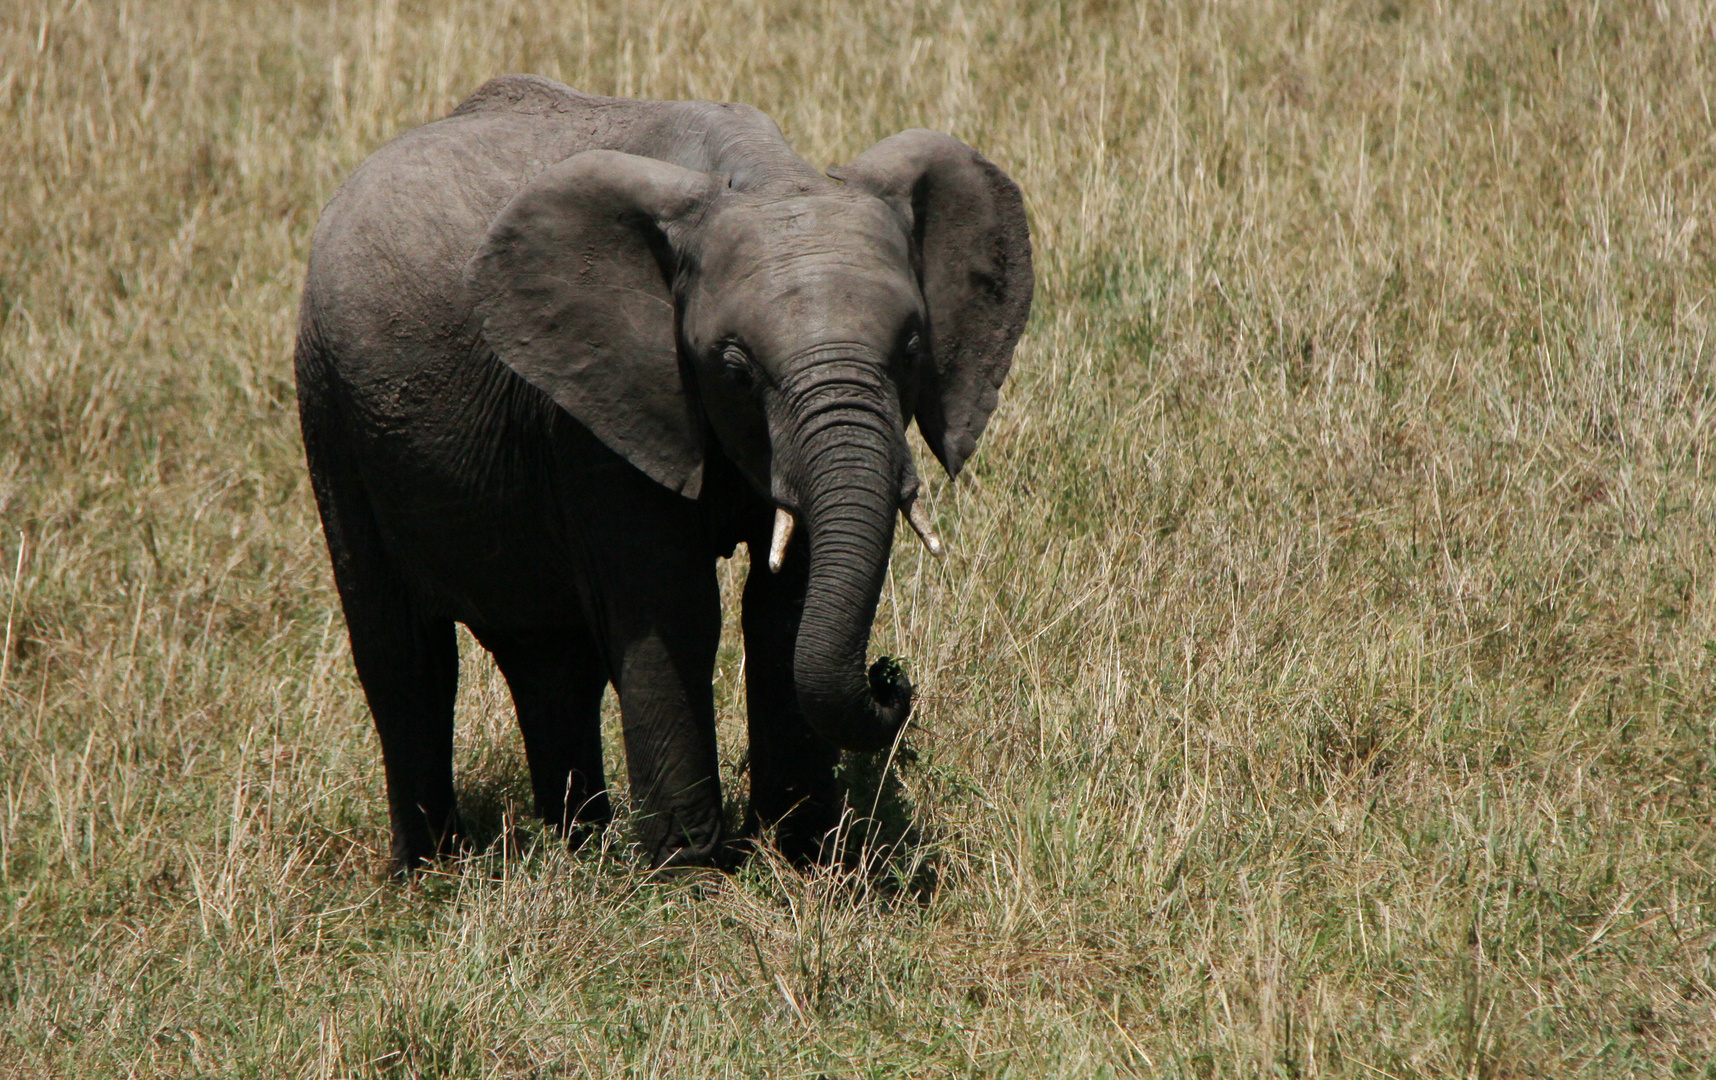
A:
<box><xmin>2</xmin><ymin>0</ymin><xmax>1715</xmax><ymax>1075</ymax></box>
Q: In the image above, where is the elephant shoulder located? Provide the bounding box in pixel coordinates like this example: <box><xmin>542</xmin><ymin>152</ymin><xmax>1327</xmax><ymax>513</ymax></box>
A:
<box><xmin>302</xmin><ymin>122</ymin><xmax>533</xmax><ymax>382</ymax></box>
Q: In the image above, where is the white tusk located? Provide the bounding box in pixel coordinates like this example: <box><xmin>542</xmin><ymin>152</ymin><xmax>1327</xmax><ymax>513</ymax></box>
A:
<box><xmin>904</xmin><ymin>499</ymin><xmax>944</xmax><ymax>558</ymax></box>
<box><xmin>768</xmin><ymin>508</ymin><xmax>795</xmax><ymax>572</ymax></box>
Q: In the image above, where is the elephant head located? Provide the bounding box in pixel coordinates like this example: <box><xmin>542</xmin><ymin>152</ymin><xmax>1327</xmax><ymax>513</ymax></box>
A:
<box><xmin>465</xmin><ymin>131</ymin><xmax>1032</xmax><ymax>752</ymax></box>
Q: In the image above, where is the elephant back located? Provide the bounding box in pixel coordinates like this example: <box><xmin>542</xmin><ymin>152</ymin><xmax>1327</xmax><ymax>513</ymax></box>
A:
<box><xmin>451</xmin><ymin>73</ymin><xmax>602</xmax><ymax>117</ymax></box>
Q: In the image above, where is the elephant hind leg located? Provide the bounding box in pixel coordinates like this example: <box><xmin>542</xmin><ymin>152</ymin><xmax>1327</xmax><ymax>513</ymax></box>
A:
<box><xmin>345</xmin><ymin>604</ymin><xmax>463</xmax><ymax>870</ymax></box>
<box><xmin>299</xmin><ymin>354</ymin><xmax>463</xmax><ymax>870</ymax></box>
<box><xmin>472</xmin><ymin>625</ymin><xmax>612</xmax><ymax>843</ymax></box>
<box><xmin>312</xmin><ymin>481</ymin><xmax>462</xmax><ymax>869</ymax></box>
<box><xmin>307</xmin><ymin>473</ymin><xmax>463</xmax><ymax>868</ymax></box>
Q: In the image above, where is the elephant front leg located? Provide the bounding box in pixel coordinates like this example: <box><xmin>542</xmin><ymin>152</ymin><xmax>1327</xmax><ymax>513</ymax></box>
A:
<box><xmin>568</xmin><ymin>453</ymin><xmax>728</xmax><ymax>870</ymax></box>
<box><xmin>599</xmin><ymin>538</ymin><xmax>727</xmax><ymax>871</ymax></box>
<box><xmin>613</xmin><ymin>631</ymin><xmax>726</xmax><ymax>870</ymax></box>
<box><xmin>741</xmin><ymin>532</ymin><xmax>841</xmax><ymax>863</ymax></box>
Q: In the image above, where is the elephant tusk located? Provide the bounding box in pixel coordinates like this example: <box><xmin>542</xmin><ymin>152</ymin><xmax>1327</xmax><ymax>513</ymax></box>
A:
<box><xmin>768</xmin><ymin>507</ymin><xmax>795</xmax><ymax>572</ymax></box>
<box><xmin>903</xmin><ymin>498</ymin><xmax>944</xmax><ymax>558</ymax></box>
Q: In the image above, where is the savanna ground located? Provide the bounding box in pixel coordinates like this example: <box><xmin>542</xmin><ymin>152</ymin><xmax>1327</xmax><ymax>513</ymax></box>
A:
<box><xmin>3</xmin><ymin>0</ymin><xmax>1715</xmax><ymax>1075</ymax></box>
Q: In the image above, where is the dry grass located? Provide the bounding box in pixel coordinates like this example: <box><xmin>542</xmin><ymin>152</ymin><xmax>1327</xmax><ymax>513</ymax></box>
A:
<box><xmin>3</xmin><ymin>0</ymin><xmax>1716</xmax><ymax>1075</ymax></box>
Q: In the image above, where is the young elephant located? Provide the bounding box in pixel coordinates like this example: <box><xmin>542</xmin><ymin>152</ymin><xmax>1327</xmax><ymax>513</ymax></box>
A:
<box><xmin>295</xmin><ymin>75</ymin><xmax>1032</xmax><ymax>871</ymax></box>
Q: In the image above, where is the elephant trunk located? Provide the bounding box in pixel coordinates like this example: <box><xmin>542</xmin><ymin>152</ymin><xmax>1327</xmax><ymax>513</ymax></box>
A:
<box><xmin>784</xmin><ymin>386</ymin><xmax>913</xmax><ymax>753</ymax></box>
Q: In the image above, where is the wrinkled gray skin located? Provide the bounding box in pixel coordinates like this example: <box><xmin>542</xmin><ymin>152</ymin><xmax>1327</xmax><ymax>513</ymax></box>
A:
<box><xmin>295</xmin><ymin>76</ymin><xmax>1032</xmax><ymax>871</ymax></box>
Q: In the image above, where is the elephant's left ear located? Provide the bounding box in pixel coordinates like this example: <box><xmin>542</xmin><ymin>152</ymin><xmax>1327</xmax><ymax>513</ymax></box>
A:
<box><xmin>831</xmin><ymin>131</ymin><xmax>1033</xmax><ymax>478</ymax></box>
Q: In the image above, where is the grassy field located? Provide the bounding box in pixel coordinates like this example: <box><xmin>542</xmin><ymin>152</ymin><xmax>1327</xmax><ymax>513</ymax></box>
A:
<box><xmin>3</xmin><ymin>0</ymin><xmax>1716</xmax><ymax>1075</ymax></box>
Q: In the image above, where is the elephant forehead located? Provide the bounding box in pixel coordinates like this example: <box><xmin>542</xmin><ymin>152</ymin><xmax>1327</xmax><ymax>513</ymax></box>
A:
<box><xmin>702</xmin><ymin>194</ymin><xmax>910</xmax><ymax>273</ymax></box>
<box><xmin>691</xmin><ymin>199</ymin><xmax>918</xmax><ymax>353</ymax></box>
<box><xmin>693</xmin><ymin>256</ymin><xmax>921</xmax><ymax>355</ymax></box>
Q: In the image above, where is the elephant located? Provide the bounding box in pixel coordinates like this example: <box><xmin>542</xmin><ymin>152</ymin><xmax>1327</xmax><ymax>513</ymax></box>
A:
<box><xmin>293</xmin><ymin>74</ymin><xmax>1032</xmax><ymax>872</ymax></box>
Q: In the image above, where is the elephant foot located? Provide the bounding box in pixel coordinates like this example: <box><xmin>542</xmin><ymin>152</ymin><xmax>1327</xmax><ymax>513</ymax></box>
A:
<box><xmin>637</xmin><ymin>809</ymin><xmax>728</xmax><ymax>874</ymax></box>
<box><xmin>545</xmin><ymin>788</ymin><xmax>614</xmax><ymax>856</ymax></box>
<box><xmin>387</xmin><ymin>811</ymin><xmax>469</xmax><ymax>877</ymax></box>
<box><xmin>744</xmin><ymin>792</ymin><xmax>843</xmax><ymax>867</ymax></box>
<box><xmin>559</xmin><ymin>817</ymin><xmax>608</xmax><ymax>856</ymax></box>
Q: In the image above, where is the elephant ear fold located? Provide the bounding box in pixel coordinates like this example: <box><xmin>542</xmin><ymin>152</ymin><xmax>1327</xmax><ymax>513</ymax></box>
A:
<box><xmin>830</xmin><ymin>131</ymin><xmax>1033</xmax><ymax>478</ymax></box>
<box><xmin>467</xmin><ymin>150</ymin><xmax>715</xmax><ymax>497</ymax></box>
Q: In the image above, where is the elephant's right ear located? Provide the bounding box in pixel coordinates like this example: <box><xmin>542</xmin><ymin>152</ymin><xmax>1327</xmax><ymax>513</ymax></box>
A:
<box><xmin>467</xmin><ymin>150</ymin><xmax>715</xmax><ymax>497</ymax></box>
